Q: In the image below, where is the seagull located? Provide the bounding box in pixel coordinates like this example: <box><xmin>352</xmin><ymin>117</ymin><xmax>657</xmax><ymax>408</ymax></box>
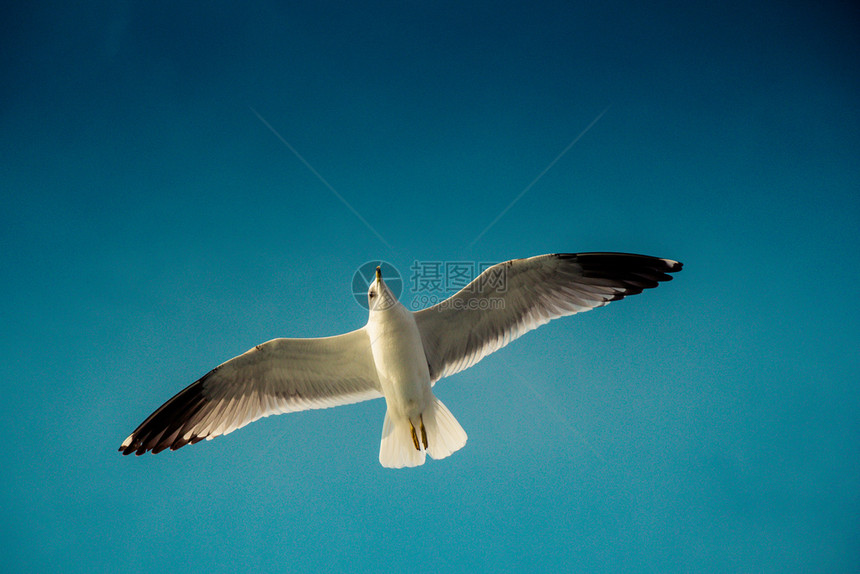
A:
<box><xmin>120</xmin><ymin>252</ymin><xmax>682</xmax><ymax>468</ymax></box>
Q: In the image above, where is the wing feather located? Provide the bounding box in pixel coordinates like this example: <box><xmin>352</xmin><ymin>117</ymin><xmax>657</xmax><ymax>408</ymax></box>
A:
<box><xmin>414</xmin><ymin>253</ymin><xmax>682</xmax><ymax>382</ymax></box>
<box><xmin>120</xmin><ymin>327</ymin><xmax>381</xmax><ymax>455</ymax></box>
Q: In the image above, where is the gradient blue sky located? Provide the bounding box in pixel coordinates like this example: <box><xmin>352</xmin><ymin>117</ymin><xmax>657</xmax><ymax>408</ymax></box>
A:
<box><xmin>2</xmin><ymin>2</ymin><xmax>858</xmax><ymax>572</ymax></box>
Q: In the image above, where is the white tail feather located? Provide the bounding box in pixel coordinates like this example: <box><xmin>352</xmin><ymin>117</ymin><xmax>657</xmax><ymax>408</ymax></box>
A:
<box><xmin>424</xmin><ymin>397</ymin><xmax>467</xmax><ymax>460</ymax></box>
<box><xmin>379</xmin><ymin>410</ymin><xmax>426</xmax><ymax>468</ymax></box>
<box><xmin>378</xmin><ymin>396</ymin><xmax>467</xmax><ymax>469</ymax></box>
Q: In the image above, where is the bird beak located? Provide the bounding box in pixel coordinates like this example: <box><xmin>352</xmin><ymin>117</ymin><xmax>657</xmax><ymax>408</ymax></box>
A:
<box><xmin>376</xmin><ymin>266</ymin><xmax>382</xmax><ymax>282</ymax></box>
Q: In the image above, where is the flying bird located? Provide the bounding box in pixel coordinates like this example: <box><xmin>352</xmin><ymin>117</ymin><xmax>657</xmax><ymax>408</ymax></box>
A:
<box><xmin>120</xmin><ymin>252</ymin><xmax>682</xmax><ymax>468</ymax></box>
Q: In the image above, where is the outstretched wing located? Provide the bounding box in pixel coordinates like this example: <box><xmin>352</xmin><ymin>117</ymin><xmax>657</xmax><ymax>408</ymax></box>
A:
<box><xmin>120</xmin><ymin>327</ymin><xmax>381</xmax><ymax>455</ymax></box>
<box><xmin>414</xmin><ymin>253</ymin><xmax>682</xmax><ymax>382</ymax></box>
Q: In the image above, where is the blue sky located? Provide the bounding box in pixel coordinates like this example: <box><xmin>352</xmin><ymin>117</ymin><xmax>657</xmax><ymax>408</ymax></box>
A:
<box><xmin>2</xmin><ymin>1</ymin><xmax>858</xmax><ymax>572</ymax></box>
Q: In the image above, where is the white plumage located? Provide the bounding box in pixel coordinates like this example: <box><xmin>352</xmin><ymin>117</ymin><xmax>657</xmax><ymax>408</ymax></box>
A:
<box><xmin>120</xmin><ymin>252</ymin><xmax>682</xmax><ymax>468</ymax></box>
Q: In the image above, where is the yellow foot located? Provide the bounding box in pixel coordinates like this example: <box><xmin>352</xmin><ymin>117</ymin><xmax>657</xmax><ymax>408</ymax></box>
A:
<box><xmin>409</xmin><ymin>417</ymin><xmax>430</xmax><ymax>451</ymax></box>
<box><xmin>409</xmin><ymin>421</ymin><xmax>420</xmax><ymax>451</ymax></box>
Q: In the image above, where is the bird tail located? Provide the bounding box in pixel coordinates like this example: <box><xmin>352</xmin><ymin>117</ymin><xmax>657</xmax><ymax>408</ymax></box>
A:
<box><xmin>424</xmin><ymin>397</ymin><xmax>468</xmax><ymax>461</ymax></box>
<box><xmin>378</xmin><ymin>397</ymin><xmax>467</xmax><ymax>469</ymax></box>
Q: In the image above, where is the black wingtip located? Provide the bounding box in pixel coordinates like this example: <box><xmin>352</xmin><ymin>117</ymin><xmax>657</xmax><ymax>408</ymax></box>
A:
<box><xmin>118</xmin><ymin>378</ymin><xmax>210</xmax><ymax>456</ymax></box>
<box><xmin>561</xmin><ymin>252</ymin><xmax>682</xmax><ymax>274</ymax></box>
<box><xmin>556</xmin><ymin>252</ymin><xmax>683</xmax><ymax>297</ymax></box>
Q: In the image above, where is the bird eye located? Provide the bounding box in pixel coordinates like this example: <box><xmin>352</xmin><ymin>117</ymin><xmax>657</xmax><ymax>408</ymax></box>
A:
<box><xmin>369</xmin><ymin>290</ymin><xmax>376</xmax><ymax>298</ymax></box>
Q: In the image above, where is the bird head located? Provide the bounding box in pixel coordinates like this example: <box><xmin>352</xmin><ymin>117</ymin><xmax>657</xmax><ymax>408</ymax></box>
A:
<box><xmin>368</xmin><ymin>266</ymin><xmax>398</xmax><ymax>312</ymax></box>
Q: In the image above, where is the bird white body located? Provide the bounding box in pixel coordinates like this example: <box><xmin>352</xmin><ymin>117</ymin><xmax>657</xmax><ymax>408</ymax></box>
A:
<box><xmin>367</xmin><ymin>296</ymin><xmax>431</xmax><ymax>422</ymax></box>
<box><xmin>367</xmin><ymin>268</ymin><xmax>467</xmax><ymax>467</ymax></box>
